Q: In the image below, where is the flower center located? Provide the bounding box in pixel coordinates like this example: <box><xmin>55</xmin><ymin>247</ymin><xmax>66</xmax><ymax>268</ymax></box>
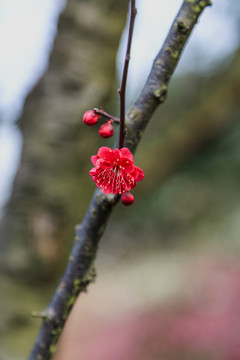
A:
<box><xmin>113</xmin><ymin>166</ymin><xmax>119</xmax><ymax>174</ymax></box>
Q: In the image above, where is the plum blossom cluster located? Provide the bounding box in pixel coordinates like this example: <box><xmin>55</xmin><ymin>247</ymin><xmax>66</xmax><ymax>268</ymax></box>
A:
<box><xmin>82</xmin><ymin>3</ymin><xmax>140</xmax><ymax>206</ymax></box>
<box><xmin>83</xmin><ymin>109</ymin><xmax>144</xmax><ymax>206</ymax></box>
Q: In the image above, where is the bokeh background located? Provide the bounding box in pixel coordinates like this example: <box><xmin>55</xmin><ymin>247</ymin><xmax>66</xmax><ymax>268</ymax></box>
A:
<box><xmin>0</xmin><ymin>0</ymin><xmax>240</xmax><ymax>359</ymax></box>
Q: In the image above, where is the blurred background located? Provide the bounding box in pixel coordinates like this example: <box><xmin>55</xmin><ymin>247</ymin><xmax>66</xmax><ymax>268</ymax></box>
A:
<box><xmin>0</xmin><ymin>0</ymin><xmax>240</xmax><ymax>359</ymax></box>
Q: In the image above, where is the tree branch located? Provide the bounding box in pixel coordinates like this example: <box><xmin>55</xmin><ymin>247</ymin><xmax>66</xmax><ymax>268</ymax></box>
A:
<box><xmin>125</xmin><ymin>0</ymin><xmax>211</xmax><ymax>151</ymax></box>
<box><xmin>29</xmin><ymin>1</ymin><xmax>211</xmax><ymax>359</ymax></box>
<box><xmin>93</xmin><ymin>108</ymin><xmax>120</xmax><ymax>124</ymax></box>
<box><xmin>118</xmin><ymin>0</ymin><xmax>137</xmax><ymax>149</ymax></box>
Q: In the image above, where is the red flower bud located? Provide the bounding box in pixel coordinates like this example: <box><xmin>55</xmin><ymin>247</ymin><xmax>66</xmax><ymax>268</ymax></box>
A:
<box><xmin>121</xmin><ymin>192</ymin><xmax>135</xmax><ymax>206</ymax></box>
<box><xmin>99</xmin><ymin>121</ymin><xmax>114</xmax><ymax>138</ymax></box>
<box><xmin>83</xmin><ymin>110</ymin><xmax>100</xmax><ymax>126</ymax></box>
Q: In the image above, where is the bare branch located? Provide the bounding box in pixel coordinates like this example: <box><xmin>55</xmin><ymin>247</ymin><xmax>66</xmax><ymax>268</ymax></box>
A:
<box><xmin>118</xmin><ymin>0</ymin><xmax>137</xmax><ymax>149</ymax></box>
<box><xmin>93</xmin><ymin>108</ymin><xmax>120</xmax><ymax>124</ymax></box>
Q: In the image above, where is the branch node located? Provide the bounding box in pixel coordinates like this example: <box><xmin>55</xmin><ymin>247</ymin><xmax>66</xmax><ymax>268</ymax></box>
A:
<box><xmin>199</xmin><ymin>0</ymin><xmax>212</xmax><ymax>8</ymax></box>
<box><xmin>154</xmin><ymin>85</ymin><xmax>168</xmax><ymax>103</ymax></box>
<box><xmin>177</xmin><ymin>19</ymin><xmax>189</xmax><ymax>34</ymax></box>
<box><xmin>31</xmin><ymin>310</ymin><xmax>49</xmax><ymax>320</ymax></box>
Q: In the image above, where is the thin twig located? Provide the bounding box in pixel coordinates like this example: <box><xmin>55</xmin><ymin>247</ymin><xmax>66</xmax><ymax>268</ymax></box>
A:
<box><xmin>93</xmin><ymin>108</ymin><xmax>120</xmax><ymax>123</ymax></box>
<box><xmin>29</xmin><ymin>1</ymin><xmax>211</xmax><ymax>359</ymax></box>
<box><xmin>118</xmin><ymin>0</ymin><xmax>137</xmax><ymax>149</ymax></box>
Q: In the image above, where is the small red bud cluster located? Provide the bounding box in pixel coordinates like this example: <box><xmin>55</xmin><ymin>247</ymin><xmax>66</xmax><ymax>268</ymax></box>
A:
<box><xmin>83</xmin><ymin>109</ymin><xmax>114</xmax><ymax>138</ymax></box>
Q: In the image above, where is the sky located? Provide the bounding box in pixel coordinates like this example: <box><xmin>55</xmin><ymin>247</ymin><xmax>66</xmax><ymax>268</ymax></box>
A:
<box><xmin>0</xmin><ymin>0</ymin><xmax>239</xmax><ymax>212</ymax></box>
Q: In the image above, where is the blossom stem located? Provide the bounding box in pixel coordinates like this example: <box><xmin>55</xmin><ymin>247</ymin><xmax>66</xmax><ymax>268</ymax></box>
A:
<box><xmin>93</xmin><ymin>108</ymin><xmax>120</xmax><ymax>124</ymax></box>
<box><xmin>118</xmin><ymin>0</ymin><xmax>137</xmax><ymax>149</ymax></box>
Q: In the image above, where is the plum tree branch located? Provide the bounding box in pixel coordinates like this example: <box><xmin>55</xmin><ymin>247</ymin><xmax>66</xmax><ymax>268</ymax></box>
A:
<box><xmin>28</xmin><ymin>1</ymin><xmax>211</xmax><ymax>359</ymax></box>
<box><xmin>118</xmin><ymin>0</ymin><xmax>137</xmax><ymax>149</ymax></box>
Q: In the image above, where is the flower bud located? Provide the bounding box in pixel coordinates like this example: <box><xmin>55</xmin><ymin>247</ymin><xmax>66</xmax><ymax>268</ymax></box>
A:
<box><xmin>99</xmin><ymin>121</ymin><xmax>114</xmax><ymax>138</ymax></box>
<box><xmin>121</xmin><ymin>192</ymin><xmax>135</xmax><ymax>206</ymax></box>
<box><xmin>83</xmin><ymin>110</ymin><xmax>100</xmax><ymax>126</ymax></box>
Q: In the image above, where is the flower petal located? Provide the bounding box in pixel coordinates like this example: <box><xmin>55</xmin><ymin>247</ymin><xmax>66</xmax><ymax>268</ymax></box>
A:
<box><xmin>112</xmin><ymin>148</ymin><xmax>121</xmax><ymax>162</ymax></box>
<box><xmin>101</xmin><ymin>186</ymin><xmax>112</xmax><ymax>194</ymax></box>
<box><xmin>91</xmin><ymin>155</ymin><xmax>98</xmax><ymax>166</ymax></box>
<box><xmin>98</xmin><ymin>147</ymin><xmax>115</xmax><ymax>162</ymax></box>
<box><xmin>121</xmin><ymin>159</ymin><xmax>134</xmax><ymax>171</ymax></box>
<box><xmin>134</xmin><ymin>166</ymin><xmax>144</xmax><ymax>181</ymax></box>
<box><xmin>120</xmin><ymin>147</ymin><xmax>134</xmax><ymax>162</ymax></box>
<box><xmin>131</xmin><ymin>166</ymin><xmax>144</xmax><ymax>182</ymax></box>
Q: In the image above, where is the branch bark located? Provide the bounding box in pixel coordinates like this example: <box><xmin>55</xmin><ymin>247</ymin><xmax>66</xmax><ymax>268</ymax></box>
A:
<box><xmin>29</xmin><ymin>1</ymin><xmax>211</xmax><ymax>359</ymax></box>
